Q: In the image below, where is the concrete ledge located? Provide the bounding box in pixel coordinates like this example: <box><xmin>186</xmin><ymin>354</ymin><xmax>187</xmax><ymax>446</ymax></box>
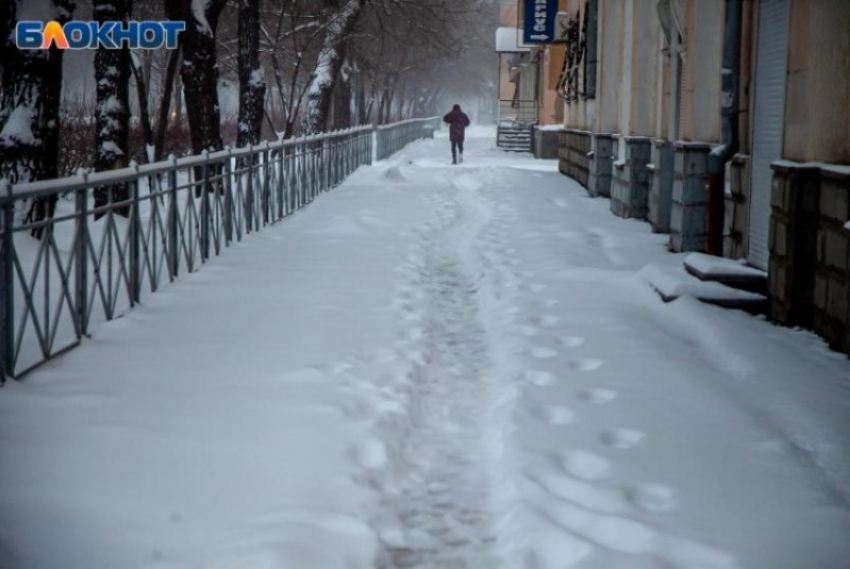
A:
<box><xmin>610</xmin><ymin>137</ymin><xmax>651</xmax><ymax>219</ymax></box>
<box><xmin>640</xmin><ymin>264</ymin><xmax>768</xmax><ymax>315</ymax></box>
<box><xmin>669</xmin><ymin>143</ymin><xmax>711</xmax><ymax>252</ymax></box>
<box><xmin>684</xmin><ymin>253</ymin><xmax>767</xmax><ymax>295</ymax></box>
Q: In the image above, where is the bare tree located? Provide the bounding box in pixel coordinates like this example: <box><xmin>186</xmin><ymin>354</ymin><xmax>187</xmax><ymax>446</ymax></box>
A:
<box><xmin>0</xmin><ymin>0</ymin><xmax>75</xmax><ymax>238</ymax></box>
<box><xmin>166</xmin><ymin>0</ymin><xmax>227</xmax><ymax>154</ymax></box>
<box><xmin>152</xmin><ymin>44</ymin><xmax>184</xmax><ymax>161</ymax></box>
<box><xmin>302</xmin><ymin>0</ymin><xmax>366</xmax><ymax>134</ymax></box>
<box><xmin>237</xmin><ymin>0</ymin><xmax>266</xmax><ymax>147</ymax></box>
<box><xmin>94</xmin><ymin>0</ymin><xmax>132</xmax><ymax>214</ymax></box>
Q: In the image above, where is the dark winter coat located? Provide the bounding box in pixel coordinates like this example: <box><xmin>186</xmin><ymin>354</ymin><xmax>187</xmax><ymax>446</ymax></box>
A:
<box><xmin>443</xmin><ymin>106</ymin><xmax>471</xmax><ymax>142</ymax></box>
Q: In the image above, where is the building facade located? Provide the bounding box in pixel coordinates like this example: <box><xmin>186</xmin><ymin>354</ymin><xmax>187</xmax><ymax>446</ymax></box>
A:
<box><xmin>496</xmin><ymin>0</ymin><xmax>567</xmax><ymax>154</ymax></box>
<box><xmin>551</xmin><ymin>0</ymin><xmax>850</xmax><ymax>353</ymax></box>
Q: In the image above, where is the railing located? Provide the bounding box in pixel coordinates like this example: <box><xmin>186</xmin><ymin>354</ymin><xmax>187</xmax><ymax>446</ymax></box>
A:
<box><xmin>498</xmin><ymin>99</ymin><xmax>538</xmax><ymax>126</ymax></box>
<box><xmin>376</xmin><ymin>116</ymin><xmax>441</xmax><ymax>161</ymax></box>
<box><xmin>0</xmin><ymin>119</ymin><xmax>435</xmax><ymax>381</ymax></box>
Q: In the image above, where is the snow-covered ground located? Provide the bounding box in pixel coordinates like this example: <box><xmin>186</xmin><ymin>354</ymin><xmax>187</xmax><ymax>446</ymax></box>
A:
<box><xmin>1</xmin><ymin>127</ymin><xmax>849</xmax><ymax>569</ymax></box>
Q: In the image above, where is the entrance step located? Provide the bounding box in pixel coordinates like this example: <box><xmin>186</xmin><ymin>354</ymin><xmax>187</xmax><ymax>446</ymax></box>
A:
<box><xmin>683</xmin><ymin>253</ymin><xmax>768</xmax><ymax>295</ymax></box>
<box><xmin>497</xmin><ymin>125</ymin><xmax>533</xmax><ymax>153</ymax></box>
<box><xmin>640</xmin><ymin>264</ymin><xmax>769</xmax><ymax>315</ymax></box>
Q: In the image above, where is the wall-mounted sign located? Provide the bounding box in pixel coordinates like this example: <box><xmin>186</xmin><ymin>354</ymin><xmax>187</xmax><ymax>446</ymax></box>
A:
<box><xmin>523</xmin><ymin>0</ymin><xmax>558</xmax><ymax>44</ymax></box>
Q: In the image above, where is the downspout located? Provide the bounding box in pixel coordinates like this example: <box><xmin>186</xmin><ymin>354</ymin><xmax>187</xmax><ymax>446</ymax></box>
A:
<box><xmin>706</xmin><ymin>0</ymin><xmax>743</xmax><ymax>255</ymax></box>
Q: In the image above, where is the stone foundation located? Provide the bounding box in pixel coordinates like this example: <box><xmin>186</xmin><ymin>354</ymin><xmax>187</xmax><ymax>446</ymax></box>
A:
<box><xmin>589</xmin><ymin>134</ymin><xmax>614</xmax><ymax>198</ymax></box>
<box><xmin>648</xmin><ymin>139</ymin><xmax>674</xmax><ymax>233</ymax></box>
<box><xmin>533</xmin><ymin>127</ymin><xmax>561</xmax><ymax>160</ymax></box>
<box><xmin>769</xmin><ymin>162</ymin><xmax>850</xmax><ymax>354</ymax></box>
<box><xmin>558</xmin><ymin>129</ymin><xmax>592</xmax><ymax>189</ymax></box>
<box><xmin>610</xmin><ymin>136</ymin><xmax>651</xmax><ymax>219</ymax></box>
<box><xmin>723</xmin><ymin>154</ymin><xmax>751</xmax><ymax>260</ymax></box>
<box><xmin>669</xmin><ymin>142</ymin><xmax>711</xmax><ymax>252</ymax></box>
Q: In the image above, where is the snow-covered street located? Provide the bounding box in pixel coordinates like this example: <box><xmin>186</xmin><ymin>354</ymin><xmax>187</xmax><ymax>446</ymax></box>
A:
<box><xmin>1</xmin><ymin>127</ymin><xmax>849</xmax><ymax>569</ymax></box>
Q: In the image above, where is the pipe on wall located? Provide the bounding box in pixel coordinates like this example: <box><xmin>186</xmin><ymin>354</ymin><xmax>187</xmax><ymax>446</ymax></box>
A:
<box><xmin>706</xmin><ymin>0</ymin><xmax>743</xmax><ymax>256</ymax></box>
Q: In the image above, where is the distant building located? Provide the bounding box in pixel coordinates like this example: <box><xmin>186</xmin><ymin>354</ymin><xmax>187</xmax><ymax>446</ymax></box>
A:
<box><xmin>495</xmin><ymin>0</ymin><xmax>567</xmax><ymax>153</ymax></box>
<box><xmin>517</xmin><ymin>0</ymin><xmax>850</xmax><ymax>353</ymax></box>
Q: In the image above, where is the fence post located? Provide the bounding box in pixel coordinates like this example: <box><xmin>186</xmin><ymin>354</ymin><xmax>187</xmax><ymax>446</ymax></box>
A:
<box><xmin>201</xmin><ymin>153</ymin><xmax>211</xmax><ymax>260</ymax></box>
<box><xmin>168</xmin><ymin>161</ymin><xmax>179</xmax><ymax>279</ymax></box>
<box><xmin>129</xmin><ymin>169</ymin><xmax>142</xmax><ymax>304</ymax></box>
<box><xmin>245</xmin><ymin>147</ymin><xmax>255</xmax><ymax>232</ymax></box>
<box><xmin>224</xmin><ymin>148</ymin><xmax>234</xmax><ymax>245</ymax></box>
<box><xmin>262</xmin><ymin>146</ymin><xmax>271</xmax><ymax>225</ymax></box>
<box><xmin>1</xmin><ymin>182</ymin><xmax>15</xmax><ymax>380</ymax></box>
<box><xmin>75</xmin><ymin>176</ymin><xmax>89</xmax><ymax>337</ymax></box>
<box><xmin>276</xmin><ymin>146</ymin><xmax>284</xmax><ymax>220</ymax></box>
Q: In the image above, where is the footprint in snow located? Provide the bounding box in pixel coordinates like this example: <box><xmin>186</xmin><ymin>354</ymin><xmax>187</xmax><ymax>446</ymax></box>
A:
<box><xmin>566</xmin><ymin>359</ymin><xmax>604</xmax><ymax>372</ymax></box>
<box><xmin>528</xmin><ymin>315</ymin><xmax>559</xmax><ymax>327</ymax></box>
<box><xmin>514</xmin><ymin>324</ymin><xmax>540</xmax><ymax>337</ymax></box>
<box><xmin>559</xmin><ymin>336</ymin><xmax>586</xmax><ymax>348</ymax></box>
<box><xmin>531</xmin><ymin>405</ymin><xmax>576</xmax><ymax>425</ymax></box>
<box><xmin>349</xmin><ymin>438</ymin><xmax>388</xmax><ymax>469</ymax></box>
<box><xmin>579</xmin><ymin>388</ymin><xmax>618</xmax><ymax>404</ymax></box>
<box><xmin>524</xmin><ymin>283</ymin><xmax>547</xmax><ymax>293</ymax></box>
<box><xmin>626</xmin><ymin>483</ymin><xmax>678</xmax><ymax>514</ymax></box>
<box><xmin>601</xmin><ymin>428</ymin><xmax>645</xmax><ymax>450</ymax></box>
<box><xmin>529</xmin><ymin>347</ymin><xmax>559</xmax><ymax>359</ymax></box>
<box><xmin>561</xmin><ymin>450</ymin><xmax>612</xmax><ymax>481</ymax></box>
<box><xmin>522</xmin><ymin>370</ymin><xmax>556</xmax><ymax>386</ymax></box>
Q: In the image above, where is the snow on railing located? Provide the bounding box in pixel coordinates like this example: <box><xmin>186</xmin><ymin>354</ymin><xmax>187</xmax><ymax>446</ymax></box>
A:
<box><xmin>0</xmin><ymin>119</ymin><xmax>431</xmax><ymax>381</ymax></box>
<box><xmin>375</xmin><ymin>116</ymin><xmax>441</xmax><ymax>161</ymax></box>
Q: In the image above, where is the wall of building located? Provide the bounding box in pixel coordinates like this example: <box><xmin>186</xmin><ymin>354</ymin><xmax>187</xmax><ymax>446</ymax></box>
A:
<box><xmin>597</xmin><ymin>0</ymin><xmax>623</xmax><ymax>134</ymax></box>
<box><xmin>539</xmin><ymin>44</ymin><xmax>566</xmax><ymax>125</ymax></box>
<box><xmin>500</xmin><ymin>0</ymin><xmax>518</xmax><ymax>26</ymax></box>
<box><xmin>783</xmin><ymin>0</ymin><xmax>850</xmax><ymax>164</ymax></box>
<box><xmin>738</xmin><ymin>0</ymin><xmax>756</xmax><ymax>154</ymax></box>
<box><xmin>680</xmin><ymin>0</ymin><xmax>724</xmax><ymax>143</ymax></box>
<box><xmin>560</xmin><ymin>0</ymin><xmax>597</xmax><ymax>132</ymax></box>
<box><xmin>628</xmin><ymin>1</ymin><xmax>662</xmax><ymax>137</ymax></box>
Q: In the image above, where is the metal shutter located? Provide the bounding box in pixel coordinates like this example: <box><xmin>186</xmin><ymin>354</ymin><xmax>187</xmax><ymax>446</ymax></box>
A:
<box><xmin>748</xmin><ymin>0</ymin><xmax>789</xmax><ymax>269</ymax></box>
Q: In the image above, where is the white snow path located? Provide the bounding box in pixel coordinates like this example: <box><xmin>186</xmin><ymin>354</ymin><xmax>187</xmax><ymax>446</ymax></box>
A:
<box><xmin>371</xmin><ymin>170</ymin><xmax>501</xmax><ymax>568</ymax></box>
<box><xmin>1</xmin><ymin>128</ymin><xmax>849</xmax><ymax>569</ymax></box>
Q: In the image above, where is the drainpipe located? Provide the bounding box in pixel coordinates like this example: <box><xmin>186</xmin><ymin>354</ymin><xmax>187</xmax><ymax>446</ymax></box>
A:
<box><xmin>706</xmin><ymin>0</ymin><xmax>743</xmax><ymax>256</ymax></box>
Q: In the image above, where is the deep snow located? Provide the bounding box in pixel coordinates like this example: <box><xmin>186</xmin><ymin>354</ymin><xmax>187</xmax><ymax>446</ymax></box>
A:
<box><xmin>1</xmin><ymin>127</ymin><xmax>849</xmax><ymax>569</ymax></box>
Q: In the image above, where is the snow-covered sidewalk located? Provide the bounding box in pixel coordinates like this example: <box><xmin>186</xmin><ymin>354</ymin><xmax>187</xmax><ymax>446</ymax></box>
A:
<box><xmin>1</xmin><ymin>127</ymin><xmax>849</xmax><ymax>569</ymax></box>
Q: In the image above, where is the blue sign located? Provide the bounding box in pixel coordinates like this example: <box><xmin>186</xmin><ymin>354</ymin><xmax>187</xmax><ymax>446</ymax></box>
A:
<box><xmin>523</xmin><ymin>0</ymin><xmax>558</xmax><ymax>44</ymax></box>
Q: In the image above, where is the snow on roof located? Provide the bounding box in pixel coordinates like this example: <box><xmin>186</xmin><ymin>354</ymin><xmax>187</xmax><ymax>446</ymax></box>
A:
<box><xmin>496</xmin><ymin>27</ymin><xmax>530</xmax><ymax>53</ymax></box>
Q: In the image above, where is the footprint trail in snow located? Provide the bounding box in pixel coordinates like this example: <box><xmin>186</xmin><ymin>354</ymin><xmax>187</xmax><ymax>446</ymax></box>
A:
<box><xmin>371</xmin><ymin>169</ymin><xmax>504</xmax><ymax>568</ymax></box>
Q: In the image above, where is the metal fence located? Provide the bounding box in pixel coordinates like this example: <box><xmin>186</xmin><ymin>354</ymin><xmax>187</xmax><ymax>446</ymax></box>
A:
<box><xmin>0</xmin><ymin>118</ymin><xmax>437</xmax><ymax>380</ymax></box>
<box><xmin>376</xmin><ymin>117</ymin><xmax>442</xmax><ymax>161</ymax></box>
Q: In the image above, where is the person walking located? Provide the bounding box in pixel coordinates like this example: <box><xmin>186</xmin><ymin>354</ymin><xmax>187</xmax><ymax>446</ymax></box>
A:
<box><xmin>443</xmin><ymin>104</ymin><xmax>471</xmax><ymax>165</ymax></box>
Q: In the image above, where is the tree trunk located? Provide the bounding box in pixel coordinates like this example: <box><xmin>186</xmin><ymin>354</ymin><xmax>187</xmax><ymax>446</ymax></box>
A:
<box><xmin>166</xmin><ymin>0</ymin><xmax>226</xmax><ymax>154</ymax></box>
<box><xmin>153</xmin><ymin>42</ymin><xmax>182</xmax><ymax>161</ymax></box>
<box><xmin>94</xmin><ymin>0</ymin><xmax>133</xmax><ymax>217</ymax></box>
<box><xmin>302</xmin><ymin>0</ymin><xmax>366</xmax><ymax>134</ymax></box>
<box><xmin>173</xmin><ymin>60</ymin><xmax>183</xmax><ymax>125</ymax></box>
<box><xmin>356</xmin><ymin>68</ymin><xmax>367</xmax><ymax>127</ymax></box>
<box><xmin>331</xmin><ymin>59</ymin><xmax>352</xmax><ymax>130</ymax></box>
<box><xmin>130</xmin><ymin>52</ymin><xmax>154</xmax><ymax>160</ymax></box>
<box><xmin>236</xmin><ymin>0</ymin><xmax>266</xmax><ymax>147</ymax></box>
<box><xmin>0</xmin><ymin>0</ymin><xmax>74</xmax><ymax>238</ymax></box>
